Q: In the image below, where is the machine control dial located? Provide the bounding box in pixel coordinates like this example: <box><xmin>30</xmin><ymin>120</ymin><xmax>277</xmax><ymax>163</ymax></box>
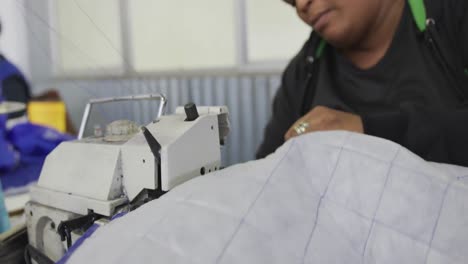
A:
<box><xmin>184</xmin><ymin>102</ymin><xmax>199</xmax><ymax>121</ymax></box>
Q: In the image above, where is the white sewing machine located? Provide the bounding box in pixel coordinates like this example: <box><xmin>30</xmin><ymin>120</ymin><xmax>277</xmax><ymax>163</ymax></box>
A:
<box><xmin>25</xmin><ymin>94</ymin><xmax>230</xmax><ymax>262</ymax></box>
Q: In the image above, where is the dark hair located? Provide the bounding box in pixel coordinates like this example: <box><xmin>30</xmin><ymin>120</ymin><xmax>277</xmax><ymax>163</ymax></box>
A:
<box><xmin>283</xmin><ymin>0</ymin><xmax>296</xmax><ymax>6</ymax></box>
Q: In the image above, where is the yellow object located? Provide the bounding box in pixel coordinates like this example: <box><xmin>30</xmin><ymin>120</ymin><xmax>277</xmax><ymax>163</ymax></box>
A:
<box><xmin>27</xmin><ymin>101</ymin><xmax>66</xmax><ymax>132</ymax></box>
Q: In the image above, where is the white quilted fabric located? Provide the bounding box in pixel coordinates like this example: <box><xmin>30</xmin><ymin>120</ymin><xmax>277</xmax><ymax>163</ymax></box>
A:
<box><xmin>66</xmin><ymin>131</ymin><xmax>468</xmax><ymax>264</ymax></box>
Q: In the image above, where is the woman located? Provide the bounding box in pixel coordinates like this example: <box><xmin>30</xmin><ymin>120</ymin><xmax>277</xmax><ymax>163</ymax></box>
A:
<box><xmin>257</xmin><ymin>0</ymin><xmax>468</xmax><ymax>166</ymax></box>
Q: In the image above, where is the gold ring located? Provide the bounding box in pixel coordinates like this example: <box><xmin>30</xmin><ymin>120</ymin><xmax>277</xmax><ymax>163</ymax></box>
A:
<box><xmin>294</xmin><ymin>121</ymin><xmax>309</xmax><ymax>135</ymax></box>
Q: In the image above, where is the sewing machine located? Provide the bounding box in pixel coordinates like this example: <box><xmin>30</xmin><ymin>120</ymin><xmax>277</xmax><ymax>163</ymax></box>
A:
<box><xmin>25</xmin><ymin>94</ymin><xmax>230</xmax><ymax>262</ymax></box>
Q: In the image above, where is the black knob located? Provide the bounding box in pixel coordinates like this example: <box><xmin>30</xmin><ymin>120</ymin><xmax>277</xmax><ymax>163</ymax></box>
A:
<box><xmin>184</xmin><ymin>102</ymin><xmax>199</xmax><ymax>121</ymax></box>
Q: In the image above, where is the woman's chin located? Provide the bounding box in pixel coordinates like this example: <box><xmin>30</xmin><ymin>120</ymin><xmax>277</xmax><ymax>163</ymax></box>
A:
<box><xmin>319</xmin><ymin>28</ymin><xmax>351</xmax><ymax>49</ymax></box>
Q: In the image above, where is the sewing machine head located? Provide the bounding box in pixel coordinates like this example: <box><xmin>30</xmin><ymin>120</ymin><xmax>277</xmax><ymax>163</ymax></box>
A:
<box><xmin>25</xmin><ymin>94</ymin><xmax>230</xmax><ymax>262</ymax></box>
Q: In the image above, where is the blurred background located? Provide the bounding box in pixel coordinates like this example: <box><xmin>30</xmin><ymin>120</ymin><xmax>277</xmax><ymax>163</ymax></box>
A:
<box><xmin>0</xmin><ymin>0</ymin><xmax>310</xmax><ymax>165</ymax></box>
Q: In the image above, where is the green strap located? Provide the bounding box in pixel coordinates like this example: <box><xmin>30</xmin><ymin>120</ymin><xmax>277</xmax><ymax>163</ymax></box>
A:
<box><xmin>465</xmin><ymin>69</ymin><xmax>468</xmax><ymax>76</ymax></box>
<box><xmin>315</xmin><ymin>39</ymin><xmax>327</xmax><ymax>58</ymax></box>
<box><xmin>408</xmin><ymin>0</ymin><xmax>427</xmax><ymax>32</ymax></box>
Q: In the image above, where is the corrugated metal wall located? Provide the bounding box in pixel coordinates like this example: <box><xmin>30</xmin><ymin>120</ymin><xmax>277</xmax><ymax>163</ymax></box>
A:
<box><xmin>33</xmin><ymin>74</ymin><xmax>282</xmax><ymax>166</ymax></box>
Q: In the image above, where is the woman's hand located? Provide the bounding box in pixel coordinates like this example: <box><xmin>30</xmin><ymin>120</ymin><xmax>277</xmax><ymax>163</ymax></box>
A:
<box><xmin>285</xmin><ymin>106</ymin><xmax>364</xmax><ymax>140</ymax></box>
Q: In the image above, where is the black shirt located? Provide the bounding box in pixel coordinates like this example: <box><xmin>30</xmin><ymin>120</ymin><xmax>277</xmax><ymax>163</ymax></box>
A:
<box><xmin>0</xmin><ymin>55</ymin><xmax>30</xmax><ymax>118</ymax></box>
<box><xmin>317</xmin><ymin>3</ymin><xmax>459</xmax><ymax>115</ymax></box>
<box><xmin>257</xmin><ymin>0</ymin><xmax>468</xmax><ymax>166</ymax></box>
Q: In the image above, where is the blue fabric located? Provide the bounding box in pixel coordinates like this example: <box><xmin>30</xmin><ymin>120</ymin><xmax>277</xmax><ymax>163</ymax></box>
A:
<box><xmin>0</xmin><ymin>58</ymin><xmax>24</xmax><ymax>172</ymax></box>
<box><xmin>7</xmin><ymin>123</ymin><xmax>74</xmax><ymax>156</ymax></box>
<box><xmin>0</xmin><ymin>124</ymin><xmax>74</xmax><ymax>191</ymax></box>
<box><xmin>0</xmin><ymin>114</ymin><xmax>16</xmax><ymax>171</ymax></box>
<box><xmin>0</xmin><ymin>156</ymin><xmax>44</xmax><ymax>191</ymax></box>
<box><xmin>0</xmin><ymin>58</ymin><xmax>73</xmax><ymax>191</ymax></box>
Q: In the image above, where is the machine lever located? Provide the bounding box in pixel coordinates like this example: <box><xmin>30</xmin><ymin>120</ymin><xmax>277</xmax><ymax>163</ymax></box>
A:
<box><xmin>57</xmin><ymin>212</ymin><xmax>101</xmax><ymax>249</ymax></box>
